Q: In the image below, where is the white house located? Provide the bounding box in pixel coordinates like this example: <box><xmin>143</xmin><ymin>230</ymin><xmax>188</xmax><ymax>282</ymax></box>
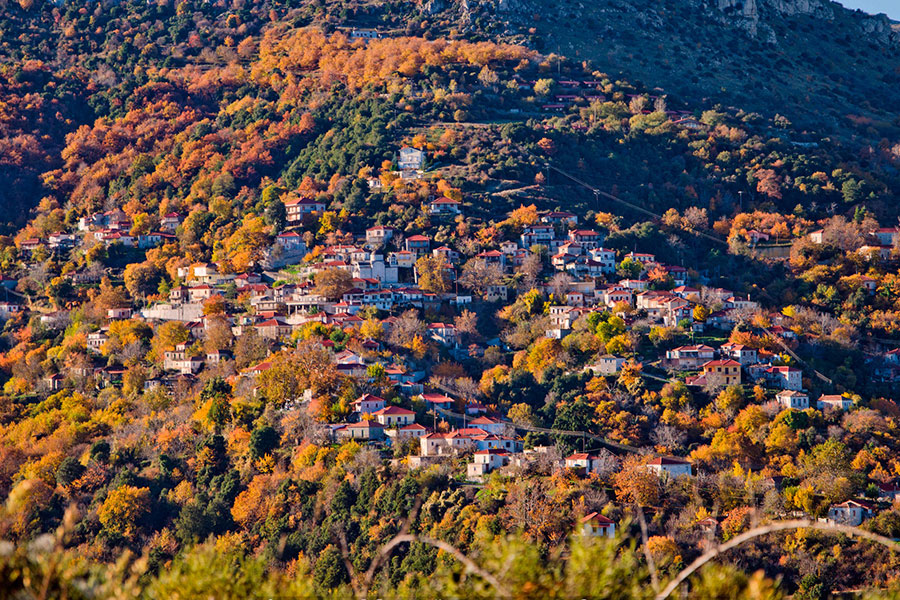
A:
<box><xmin>765</xmin><ymin>366</ymin><xmax>803</xmax><ymax>391</ymax></box>
<box><xmin>429</xmin><ymin>197</ymin><xmax>462</xmax><ymax>215</ymax></box>
<box><xmin>398</xmin><ymin>147</ymin><xmax>426</xmax><ymax>171</ymax></box>
<box><xmin>352</xmin><ymin>394</ymin><xmax>386</xmax><ymax>415</ymax></box>
<box><xmin>817</xmin><ymin>394</ymin><xmax>854</xmax><ymax>411</ymax></box>
<box><xmin>645</xmin><ymin>457</ymin><xmax>692</xmax><ymax>479</ymax></box>
<box><xmin>0</xmin><ymin>301</ymin><xmax>23</xmax><ymax>319</ymax></box>
<box><xmin>565</xmin><ymin>453</ymin><xmax>600</xmax><ymax>474</ymax></box>
<box><xmin>720</xmin><ymin>343</ymin><xmax>758</xmax><ymax>366</ymax></box>
<box><xmin>467</xmin><ymin>416</ymin><xmax>505</xmax><ymax>435</ymax></box>
<box><xmin>163</xmin><ymin>343</ymin><xmax>203</xmax><ymax>375</ymax></box>
<box><xmin>466</xmin><ymin>449</ymin><xmax>510</xmax><ymax>481</ymax></box>
<box><xmin>580</xmin><ymin>512</ymin><xmax>615</xmax><ymax>538</ymax></box>
<box><xmin>366</xmin><ymin>226</ymin><xmax>396</xmax><ymax>246</ymax></box>
<box><xmin>827</xmin><ymin>500</ymin><xmax>872</xmax><ymax>526</ymax></box>
<box><xmin>776</xmin><ymin>390</ymin><xmax>809</xmax><ymax>410</ymax></box>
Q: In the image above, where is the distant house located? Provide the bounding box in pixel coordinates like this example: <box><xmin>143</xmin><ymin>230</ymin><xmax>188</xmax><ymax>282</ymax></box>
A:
<box><xmin>276</xmin><ymin>231</ymin><xmax>306</xmax><ymax>252</ymax></box>
<box><xmin>467</xmin><ymin>449</ymin><xmax>510</xmax><ymax>481</ymax></box>
<box><xmin>429</xmin><ymin>197</ymin><xmax>462</xmax><ymax>216</ymax></box>
<box><xmin>672</xmin><ymin>117</ymin><xmax>705</xmax><ymax>131</ymax></box>
<box><xmin>872</xmin><ymin>227</ymin><xmax>899</xmax><ymax>246</ymax></box>
<box><xmin>484</xmin><ymin>285</ymin><xmax>508</xmax><ymax>303</ymax></box>
<box><xmin>427</xmin><ymin>322</ymin><xmax>458</xmax><ymax>346</ymax></box>
<box><xmin>580</xmin><ymin>512</ymin><xmax>615</xmax><ymax>538</ymax></box>
<box><xmin>398</xmin><ymin>147</ymin><xmax>426</xmax><ymax>171</ymax></box>
<box><xmin>206</xmin><ymin>350</ymin><xmax>232</xmax><ymax>366</ymax></box>
<box><xmin>568</xmin><ymin>229</ymin><xmax>605</xmax><ymax>250</ymax></box>
<box><xmin>420</xmin><ymin>393</ymin><xmax>454</xmax><ymax>411</ymax></box>
<box><xmin>624</xmin><ymin>251</ymin><xmax>656</xmax><ymax>265</ymax></box>
<box><xmin>720</xmin><ymin>343</ymin><xmax>758</xmax><ymax>366</ymax></box>
<box><xmin>0</xmin><ymin>301</ymin><xmax>22</xmax><ymax>319</ymax></box>
<box><xmin>467</xmin><ymin>416</ymin><xmax>505</xmax><ymax>435</ymax></box>
<box><xmin>776</xmin><ymin>390</ymin><xmax>809</xmax><ymax>410</ymax></box>
<box><xmin>645</xmin><ymin>457</ymin><xmax>692</xmax><ymax>479</ymax></box>
<box><xmin>387</xmin><ymin>423</ymin><xmax>430</xmax><ymax>441</ymax></box>
<box><xmin>366</xmin><ymin>226</ymin><xmax>396</xmax><ymax>246</ymax></box>
<box><xmin>665</xmin><ymin>345</ymin><xmax>715</xmax><ymax>369</ymax></box>
<box><xmin>164</xmin><ymin>343</ymin><xmax>203</xmax><ymax>375</ymax></box>
<box><xmin>285</xmin><ymin>198</ymin><xmax>326</xmax><ymax>223</ymax></box>
<box><xmin>817</xmin><ymin>394</ymin><xmax>853</xmax><ymax>411</ymax></box>
<box><xmin>255</xmin><ymin>317</ymin><xmax>292</xmax><ymax>339</ymax></box>
<box><xmin>107</xmin><ymin>307</ymin><xmax>132</xmax><ymax>320</ymax></box>
<box><xmin>373</xmin><ymin>405</ymin><xmax>415</xmax><ymax>427</ymax></box>
<box><xmin>405</xmin><ymin>235</ymin><xmax>431</xmax><ymax>255</ymax></box>
<box><xmin>349</xmin><ymin>28</ymin><xmax>383</xmax><ymax>42</ymax></box>
<box><xmin>566</xmin><ymin>453</ymin><xmax>600</xmax><ymax>474</ymax></box>
<box><xmin>161</xmin><ymin>212</ymin><xmax>183</xmax><ymax>233</ymax></box>
<box><xmin>809</xmin><ymin>229</ymin><xmax>825</xmax><ymax>244</ymax></box>
<box><xmin>343</xmin><ymin>420</ymin><xmax>385</xmax><ymax>441</ymax></box>
<box><xmin>521</xmin><ymin>224</ymin><xmax>556</xmax><ymax>248</ymax></box>
<box><xmin>827</xmin><ymin>500</ymin><xmax>872</xmax><ymax>527</ymax></box>
<box><xmin>353</xmin><ymin>394</ymin><xmax>387</xmax><ymax>415</ymax></box>
<box><xmin>686</xmin><ymin>359</ymin><xmax>742</xmax><ymax>388</ymax></box>
<box><xmin>45</xmin><ymin>373</ymin><xmax>66</xmax><ymax>391</ymax></box>
<box><xmin>590</xmin><ymin>354</ymin><xmax>626</xmax><ymax>376</ymax></box>
<box><xmin>541</xmin><ymin>211</ymin><xmax>578</xmax><ymax>226</ymax></box>
<box><xmin>764</xmin><ymin>366</ymin><xmax>803</xmax><ymax>391</ymax></box>
<box><xmin>87</xmin><ymin>331</ymin><xmax>108</xmax><ymax>353</ymax></box>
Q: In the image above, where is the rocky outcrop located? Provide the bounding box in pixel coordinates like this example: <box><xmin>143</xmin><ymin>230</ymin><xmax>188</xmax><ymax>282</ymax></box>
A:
<box><xmin>489</xmin><ymin>0</ymin><xmax>898</xmax><ymax>47</ymax></box>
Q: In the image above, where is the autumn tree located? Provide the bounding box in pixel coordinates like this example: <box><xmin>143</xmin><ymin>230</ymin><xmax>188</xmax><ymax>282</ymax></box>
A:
<box><xmin>124</xmin><ymin>262</ymin><xmax>160</xmax><ymax>299</ymax></box>
<box><xmin>415</xmin><ymin>255</ymin><xmax>452</xmax><ymax>294</ymax></box>
<box><xmin>314</xmin><ymin>268</ymin><xmax>353</xmax><ymax>301</ymax></box>
<box><xmin>613</xmin><ymin>457</ymin><xmax>661</xmax><ymax>506</ymax></box>
<box><xmin>459</xmin><ymin>259</ymin><xmax>504</xmax><ymax>297</ymax></box>
<box><xmin>99</xmin><ymin>485</ymin><xmax>151</xmax><ymax>538</ymax></box>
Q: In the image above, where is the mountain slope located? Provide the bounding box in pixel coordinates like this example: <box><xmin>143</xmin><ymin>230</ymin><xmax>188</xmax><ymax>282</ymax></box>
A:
<box><xmin>360</xmin><ymin>0</ymin><xmax>900</xmax><ymax>138</ymax></box>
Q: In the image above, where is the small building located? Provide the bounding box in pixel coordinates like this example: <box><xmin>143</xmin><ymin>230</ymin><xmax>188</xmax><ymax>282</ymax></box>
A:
<box><xmin>344</xmin><ymin>420</ymin><xmax>385</xmax><ymax>441</ymax></box>
<box><xmin>665</xmin><ymin>345</ymin><xmax>716</xmax><ymax>369</ymax></box>
<box><xmin>645</xmin><ymin>457</ymin><xmax>692</xmax><ymax>479</ymax></box>
<box><xmin>352</xmin><ymin>394</ymin><xmax>387</xmax><ymax>415</ymax></box>
<box><xmin>420</xmin><ymin>393</ymin><xmax>454</xmax><ymax>411</ymax></box>
<box><xmin>720</xmin><ymin>343</ymin><xmax>758</xmax><ymax>366</ymax></box>
<box><xmin>405</xmin><ymin>235</ymin><xmax>431</xmax><ymax>255</ymax></box>
<box><xmin>776</xmin><ymin>390</ymin><xmax>809</xmax><ymax>410</ymax></box>
<box><xmin>565</xmin><ymin>452</ymin><xmax>600</xmax><ymax>474</ymax></box>
<box><xmin>817</xmin><ymin>394</ymin><xmax>853</xmax><ymax>411</ymax></box>
<box><xmin>827</xmin><ymin>500</ymin><xmax>872</xmax><ymax>527</ymax></box>
<box><xmin>467</xmin><ymin>449</ymin><xmax>510</xmax><ymax>481</ymax></box>
<box><xmin>590</xmin><ymin>355</ymin><xmax>626</xmax><ymax>376</ymax></box>
<box><xmin>107</xmin><ymin>307</ymin><xmax>132</xmax><ymax>320</ymax></box>
<box><xmin>765</xmin><ymin>366</ymin><xmax>803</xmax><ymax>391</ymax></box>
<box><xmin>285</xmin><ymin>198</ymin><xmax>326</xmax><ymax>223</ymax></box>
<box><xmin>45</xmin><ymin>373</ymin><xmax>66</xmax><ymax>391</ymax></box>
<box><xmin>429</xmin><ymin>197</ymin><xmax>462</xmax><ymax>216</ymax></box>
<box><xmin>387</xmin><ymin>423</ymin><xmax>429</xmax><ymax>441</ymax></box>
<box><xmin>686</xmin><ymin>360</ymin><xmax>742</xmax><ymax>388</ymax></box>
<box><xmin>373</xmin><ymin>405</ymin><xmax>416</xmax><ymax>427</ymax></box>
<box><xmin>398</xmin><ymin>146</ymin><xmax>425</xmax><ymax>171</ymax></box>
<box><xmin>580</xmin><ymin>512</ymin><xmax>615</xmax><ymax>538</ymax></box>
<box><xmin>467</xmin><ymin>416</ymin><xmax>505</xmax><ymax>435</ymax></box>
<box><xmin>366</xmin><ymin>226</ymin><xmax>396</xmax><ymax>246</ymax></box>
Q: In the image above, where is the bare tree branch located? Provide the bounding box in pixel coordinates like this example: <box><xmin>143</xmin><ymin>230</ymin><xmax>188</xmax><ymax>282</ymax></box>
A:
<box><xmin>656</xmin><ymin>519</ymin><xmax>899</xmax><ymax>600</ymax></box>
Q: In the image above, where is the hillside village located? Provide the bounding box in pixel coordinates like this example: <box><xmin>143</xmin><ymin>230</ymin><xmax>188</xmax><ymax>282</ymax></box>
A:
<box><xmin>6</xmin><ymin>141</ymin><xmax>900</xmax><ymax>541</ymax></box>
<box><xmin>6</xmin><ymin>1</ymin><xmax>900</xmax><ymax>595</ymax></box>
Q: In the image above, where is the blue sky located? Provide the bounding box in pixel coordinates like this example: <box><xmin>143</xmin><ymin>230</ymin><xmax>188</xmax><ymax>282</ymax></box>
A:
<box><xmin>838</xmin><ymin>0</ymin><xmax>900</xmax><ymax>20</ymax></box>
